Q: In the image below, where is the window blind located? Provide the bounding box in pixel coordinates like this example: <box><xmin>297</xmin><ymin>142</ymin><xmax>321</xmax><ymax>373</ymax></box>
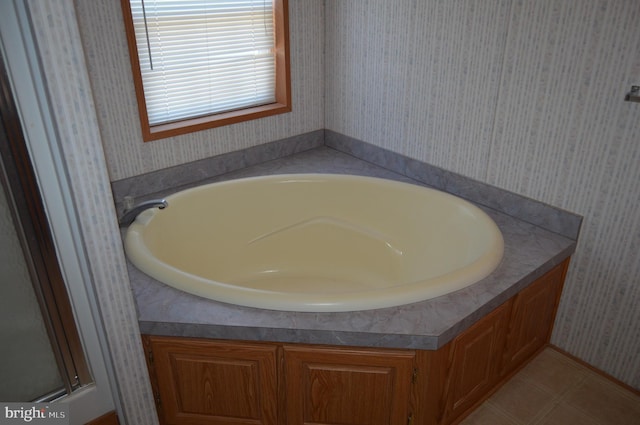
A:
<box><xmin>128</xmin><ymin>0</ymin><xmax>276</xmax><ymax>125</ymax></box>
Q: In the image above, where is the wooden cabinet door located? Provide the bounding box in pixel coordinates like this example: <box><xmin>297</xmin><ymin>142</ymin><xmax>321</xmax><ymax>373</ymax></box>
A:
<box><xmin>283</xmin><ymin>345</ymin><xmax>416</xmax><ymax>425</ymax></box>
<box><xmin>501</xmin><ymin>260</ymin><xmax>568</xmax><ymax>376</ymax></box>
<box><xmin>145</xmin><ymin>336</ymin><xmax>278</xmax><ymax>425</ymax></box>
<box><xmin>441</xmin><ymin>301</ymin><xmax>512</xmax><ymax>424</ymax></box>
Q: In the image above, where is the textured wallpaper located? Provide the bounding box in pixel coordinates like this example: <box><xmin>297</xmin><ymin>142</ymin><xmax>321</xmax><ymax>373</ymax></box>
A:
<box><xmin>73</xmin><ymin>0</ymin><xmax>640</xmax><ymax>390</ymax></box>
<box><xmin>27</xmin><ymin>1</ymin><xmax>158</xmax><ymax>423</ymax></box>
<box><xmin>325</xmin><ymin>0</ymin><xmax>640</xmax><ymax>388</ymax></box>
<box><xmin>325</xmin><ymin>0</ymin><xmax>511</xmax><ymax>181</ymax></box>
<box><xmin>75</xmin><ymin>0</ymin><xmax>325</xmax><ymax>181</ymax></box>
<box><xmin>489</xmin><ymin>0</ymin><xmax>640</xmax><ymax>389</ymax></box>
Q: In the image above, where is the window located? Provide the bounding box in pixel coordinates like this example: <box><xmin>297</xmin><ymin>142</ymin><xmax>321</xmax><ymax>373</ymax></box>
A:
<box><xmin>121</xmin><ymin>0</ymin><xmax>291</xmax><ymax>141</ymax></box>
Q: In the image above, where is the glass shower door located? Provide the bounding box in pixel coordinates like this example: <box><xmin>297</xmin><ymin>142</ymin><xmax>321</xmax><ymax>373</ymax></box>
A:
<box><xmin>0</xmin><ymin>54</ymin><xmax>90</xmax><ymax>402</ymax></box>
<box><xmin>0</xmin><ymin>164</ymin><xmax>65</xmax><ymax>401</ymax></box>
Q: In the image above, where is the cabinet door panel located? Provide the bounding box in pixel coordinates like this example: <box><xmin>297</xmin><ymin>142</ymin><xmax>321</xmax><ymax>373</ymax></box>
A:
<box><xmin>171</xmin><ymin>355</ymin><xmax>262</xmax><ymax>418</ymax></box>
<box><xmin>502</xmin><ymin>261</ymin><xmax>567</xmax><ymax>376</ymax></box>
<box><xmin>148</xmin><ymin>337</ymin><xmax>278</xmax><ymax>425</ymax></box>
<box><xmin>284</xmin><ymin>345</ymin><xmax>415</xmax><ymax>425</ymax></box>
<box><xmin>442</xmin><ymin>302</ymin><xmax>511</xmax><ymax>423</ymax></box>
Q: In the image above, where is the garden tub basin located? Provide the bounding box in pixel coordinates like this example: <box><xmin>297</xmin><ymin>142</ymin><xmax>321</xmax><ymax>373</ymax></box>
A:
<box><xmin>124</xmin><ymin>174</ymin><xmax>504</xmax><ymax>312</ymax></box>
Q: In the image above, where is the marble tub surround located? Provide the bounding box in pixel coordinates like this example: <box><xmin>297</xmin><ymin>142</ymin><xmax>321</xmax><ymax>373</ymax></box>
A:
<box><xmin>113</xmin><ymin>131</ymin><xmax>582</xmax><ymax>242</ymax></box>
<box><xmin>111</xmin><ymin>130</ymin><xmax>324</xmax><ymax>213</ymax></box>
<box><xmin>126</xmin><ymin>147</ymin><xmax>578</xmax><ymax>350</ymax></box>
<box><xmin>325</xmin><ymin>131</ymin><xmax>582</xmax><ymax>241</ymax></box>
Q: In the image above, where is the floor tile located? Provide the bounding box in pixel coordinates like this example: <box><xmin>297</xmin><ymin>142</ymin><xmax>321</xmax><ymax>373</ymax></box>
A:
<box><xmin>488</xmin><ymin>375</ymin><xmax>556</xmax><ymax>424</ymax></box>
<box><xmin>535</xmin><ymin>403</ymin><xmax>601</xmax><ymax>425</ymax></box>
<box><xmin>457</xmin><ymin>348</ymin><xmax>640</xmax><ymax>425</ymax></box>
<box><xmin>518</xmin><ymin>348</ymin><xmax>588</xmax><ymax>396</ymax></box>
<box><xmin>459</xmin><ymin>404</ymin><xmax>518</xmax><ymax>425</ymax></box>
<box><xmin>562</xmin><ymin>373</ymin><xmax>640</xmax><ymax>425</ymax></box>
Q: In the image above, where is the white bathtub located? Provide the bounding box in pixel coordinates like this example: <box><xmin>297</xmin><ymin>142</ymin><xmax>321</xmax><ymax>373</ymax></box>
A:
<box><xmin>124</xmin><ymin>174</ymin><xmax>504</xmax><ymax>312</ymax></box>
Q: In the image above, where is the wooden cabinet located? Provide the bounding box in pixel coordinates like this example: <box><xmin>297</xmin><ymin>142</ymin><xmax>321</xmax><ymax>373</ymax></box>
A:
<box><xmin>436</xmin><ymin>260</ymin><xmax>568</xmax><ymax>424</ymax></box>
<box><xmin>283</xmin><ymin>345</ymin><xmax>416</xmax><ymax>425</ymax></box>
<box><xmin>501</xmin><ymin>263</ymin><xmax>567</xmax><ymax>376</ymax></box>
<box><xmin>144</xmin><ymin>337</ymin><xmax>416</xmax><ymax>425</ymax></box>
<box><xmin>441</xmin><ymin>301</ymin><xmax>512</xmax><ymax>424</ymax></box>
<box><xmin>142</xmin><ymin>259</ymin><xmax>569</xmax><ymax>425</ymax></box>
<box><xmin>142</xmin><ymin>337</ymin><xmax>278</xmax><ymax>425</ymax></box>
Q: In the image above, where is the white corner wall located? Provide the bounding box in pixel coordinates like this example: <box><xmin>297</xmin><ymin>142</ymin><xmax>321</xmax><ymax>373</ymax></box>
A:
<box><xmin>20</xmin><ymin>9</ymin><xmax>640</xmax><ymax>425</ymax></box>
<box><xmin>23</xmin><ymin>1</ymin><xmax>158</xmax><ymax>423</ymax></box>
<box><xmin>325</xmin><ymin>0</ymin><xmax>640</xmax><ymax>389</ymax></box>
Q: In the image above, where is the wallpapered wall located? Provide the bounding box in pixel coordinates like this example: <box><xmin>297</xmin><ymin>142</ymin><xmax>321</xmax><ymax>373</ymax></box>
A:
<box><xmin>26</xmin><ymin>1</ymin><xmax>157</xmax><ymax>422</ymax></box>
<box><xmin>75</xmin><ymin>0</ymin><xmax>639</xmax><ymax>389</ymax></box>
<box><xmin>75</xmin><ymin>0</ymin><xmax>325</xmax><ymax>181</ymax></box>
<box><xmin>325</xmin><ymin>0</ymin><xmax>640</xmax><ymax>388</ymax></box>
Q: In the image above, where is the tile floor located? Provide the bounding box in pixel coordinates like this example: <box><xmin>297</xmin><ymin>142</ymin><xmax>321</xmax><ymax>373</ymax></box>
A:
<box><xmin>460</xmin><ymin>347</ymin><xmax>640</xmax><ymax>425</ymax></box>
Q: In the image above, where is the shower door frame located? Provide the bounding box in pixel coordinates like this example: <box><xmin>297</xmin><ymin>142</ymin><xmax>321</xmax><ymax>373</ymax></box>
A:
<box><xmin>0</xmin><ymin>59</ymin><xmax>91</xmax><ymax>400</ymax></box>
<box><xmin>0</xmin><ymin>1</ymin><xmax>120</xmax><ymax>422</ymax></box>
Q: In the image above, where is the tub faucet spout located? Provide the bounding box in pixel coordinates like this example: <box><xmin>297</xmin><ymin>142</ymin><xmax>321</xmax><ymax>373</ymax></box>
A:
<box><xmin>119</xmin><ymin>199</ymin><xmax>168</xmax><ymax>227</ymax></box>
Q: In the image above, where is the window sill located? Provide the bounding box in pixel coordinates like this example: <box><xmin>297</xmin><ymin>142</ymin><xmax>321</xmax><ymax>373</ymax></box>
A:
<box><xmin>142</xmin><ymin>102</ymin><xmax>292</xmax><ymax>142</ymax></box>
